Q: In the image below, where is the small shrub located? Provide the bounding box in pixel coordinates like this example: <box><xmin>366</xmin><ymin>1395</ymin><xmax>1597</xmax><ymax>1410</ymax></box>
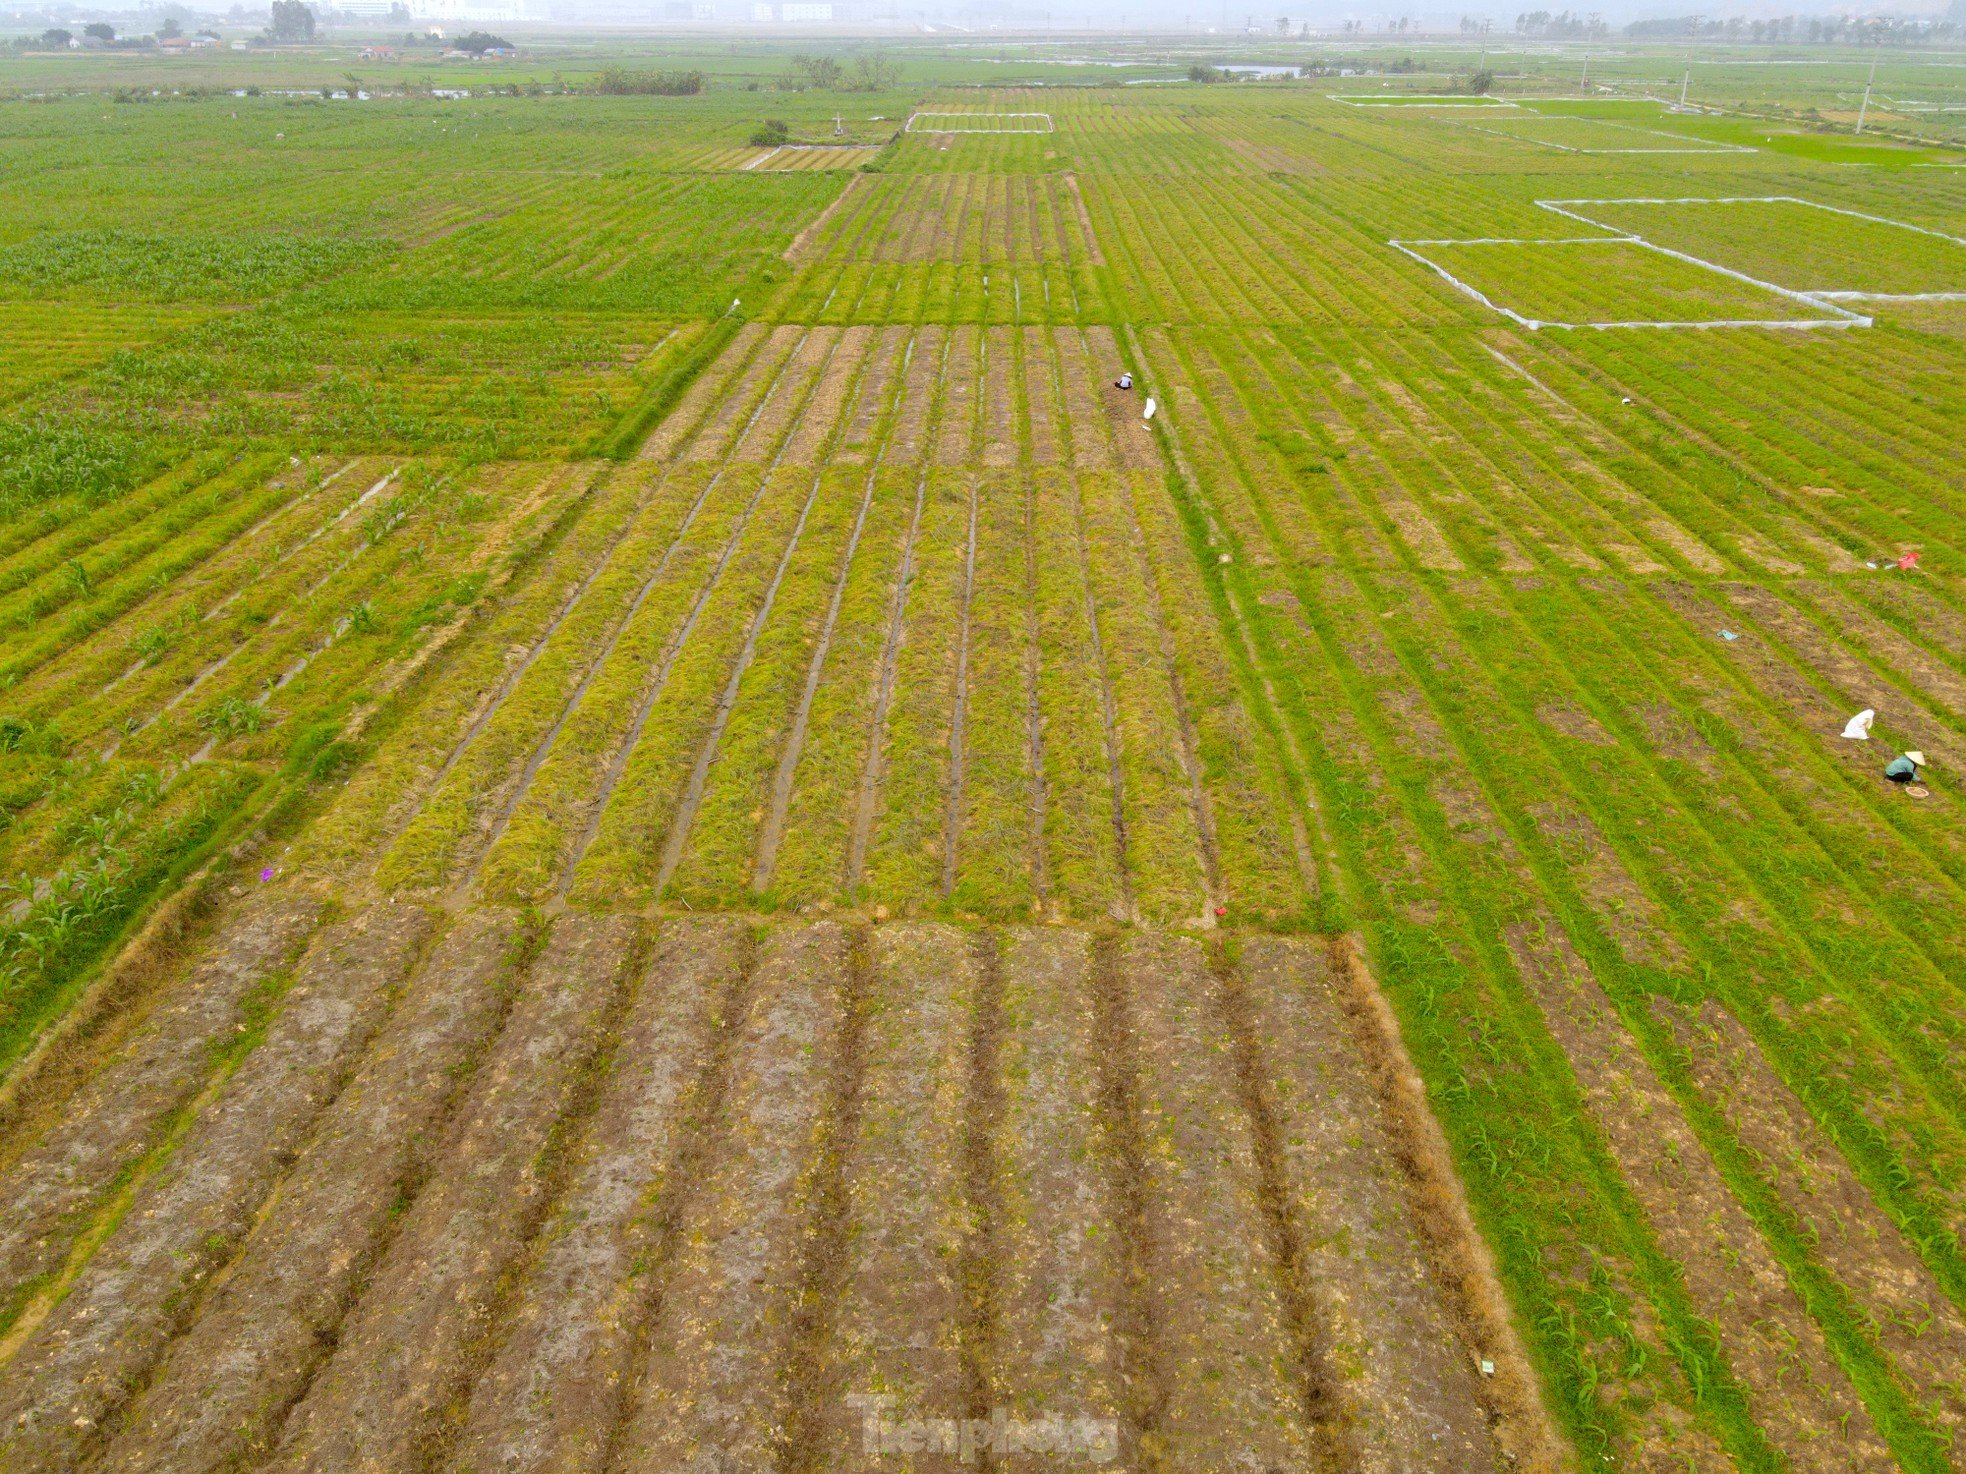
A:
<box><xmin>594</xmin><ymin>66</ymin><xmax>704</xmax><ymax>96</ymax></box>
<box><xmin>200</xmin><ymin>695</ymin><xmax>265</xmax><ymax>739</ymax></box>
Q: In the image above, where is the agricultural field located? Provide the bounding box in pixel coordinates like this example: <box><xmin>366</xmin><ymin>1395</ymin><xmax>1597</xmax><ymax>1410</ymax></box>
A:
<box><xmin>2</xmin><ymin>37</ymin><xmax>1966</xmax><ymax>1474</ymax></box>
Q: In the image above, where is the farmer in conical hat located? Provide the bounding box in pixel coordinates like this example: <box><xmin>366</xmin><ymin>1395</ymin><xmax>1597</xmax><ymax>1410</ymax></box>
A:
<box><xmin>1884</xmin><ymin>750</ymin><xmax>1926</xmax><ymax>785</ymax></box>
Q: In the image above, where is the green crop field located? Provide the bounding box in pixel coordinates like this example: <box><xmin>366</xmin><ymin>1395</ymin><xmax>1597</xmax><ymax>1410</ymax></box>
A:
<box><xmin>1</xmin><ymin>32</ymin><xmax>1964</xmax><ymax>1474</ymax></box>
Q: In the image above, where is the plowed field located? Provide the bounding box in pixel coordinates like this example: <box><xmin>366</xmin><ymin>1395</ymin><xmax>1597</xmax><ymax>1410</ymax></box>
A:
<box><xmin>3</xmin><ymin>55</ymin><xmax>1965</xmax><ymax>1474</ymax></box>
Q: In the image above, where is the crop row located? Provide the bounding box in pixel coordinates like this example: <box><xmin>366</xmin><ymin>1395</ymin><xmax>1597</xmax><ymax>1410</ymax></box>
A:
<box><xmin>776</xmin><ymin>170</ymin><xmax>1105</xmax><ymax>325</ymax></box>
<box><xmin>285</xmin><ymin>314</ymin><xmax>1302</xmax><ymax>929</ymax></box>
<box><xmin>0</xmin><ymin>301</ymin><xmax>220</xmax><ymax>409</ymax></box>
<box><xmin>0</xmin><ymin>900</ymin><xmax>1534</xmax><ymax>1472</ymax></box>
<box><xmin>1126</xmin><ymin>301</ymin><xmax>1966</xmax><ymax>1465</ymax></box>
<box><xmin>0</xmin><ymin>454</ymin><xmax>580</xmax><ymax>1071</ymax></box>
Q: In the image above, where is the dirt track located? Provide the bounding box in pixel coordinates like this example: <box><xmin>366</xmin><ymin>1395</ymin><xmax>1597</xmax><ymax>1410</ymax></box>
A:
<box><xmin>0</xmin><ymin>900</ymin><xmax>1538</xmax><ymax>1474</ymax></box>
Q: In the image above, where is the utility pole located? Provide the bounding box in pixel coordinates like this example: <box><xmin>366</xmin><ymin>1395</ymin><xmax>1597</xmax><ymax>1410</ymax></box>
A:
<box><xmin>1678</xmin><ymin>68</ymin><xmax>1689</xmax><ymax>108</ymax></box>
<box><xmin>1580</xmin><ymin>51</ymin><xmax>1588</xmax><ymax>89</ymax></box>
<box><xmin>1855</xmin><ymin>52</ymin><xmax>1875</xmax><ymax>134</ymax></box>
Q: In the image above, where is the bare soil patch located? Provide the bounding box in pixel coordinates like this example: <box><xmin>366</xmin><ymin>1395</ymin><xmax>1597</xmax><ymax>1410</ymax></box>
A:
<box><xmin>265</xmin><ymin>913</ymin><xmax>635</xmax><ymax>1474</ymax></box>
<box><xmin>99</xmin><ymin>909</ymin><xmax>524</xmax><ymax>1474</ymax></box>
<box><xmin>0</xmin><ymin>900</ymin><xmax>435</xmax><ymax>1473</ymax></box>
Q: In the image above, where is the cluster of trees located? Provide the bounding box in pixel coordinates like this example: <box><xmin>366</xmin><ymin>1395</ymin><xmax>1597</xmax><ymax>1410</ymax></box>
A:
<box><xmin>315</xmin><ymin>1</ymin><xmax>410</xmax><ymax>19</ymax></box>
<box><xmin>749</xmin><ymin>117</ymin><xmax>789</xmax><ymax>146</ymax></box>
<box><xmin>1334</xmin><ymin>20</ymin><xmax>1431</xmax><ymax>38</ymax></box>
<box><xmin>778</xmin><ymin>52</ymin><xmax>900</xmax><ymax>91</ymax></box>
<box><xmin>266</xmin><ymin>0</ymin><xmax>315</xmax><ymax>41</ymax></box>
<box><xmin>1514</xmin><ymin>10</ymin><xmax>1610</xmax><ymax>38</ymax></box>
<box><xmin>595</xmin><ymin>66</ymin><xmax>703</xmax><ymax>95</ymax></box>
<box><xmin>1627</xmin><ymin>12</ymin><xmax>1960</xmax><ymax>41</ymax></box>
<box><xmin>35</xmin><ymin>20</ymin><xmax>172</xmax><ymax>47</ymax></box>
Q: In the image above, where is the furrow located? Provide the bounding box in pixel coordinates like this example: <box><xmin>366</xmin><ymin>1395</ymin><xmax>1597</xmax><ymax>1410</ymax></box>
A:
<box><xmin>550</xmin><ymin>330</ymin><xmax>853</xmax><ymax>906</ymax></box>
<box><xmin>749</xmin><ymin>348</ymin><xmax>908</xmax><ymax>889</ymax></box>
<box><xmin>1657</xmin><ymin>994</ymin><xmax>1966</xmax><ymax>1454</ymax></box>
<box><xmin>96</xmin><ymin>909</ymin><xmax>526</xmax><ymax>1474</ymax></box>
<box><xmin>650</xmin><ymin>329</ymin><xmax>888</xmax><ymax>901</ymax></box>
<box><xmin>0</xmin><ymin>900</ymin><xmax>436</xmax><ymax>1472</ymax></box>
<box><xmin>940</xmin><ymin>474</ymin><xmax>981</xmax><ymax>900</ymax></box>
<box><xmin>1509</xmin><ymin>923</ymin><xmax>1894</xmax><ymax>1474</ymax></box>
<box><xmin>793</xmin><ymin>923</ymin><xmax>976</xmax><ymax>1467</ymax></box>
<box><xmin>463</xmin><ymin>337</ymin><xmax>822</xmax><ymax>894</ymax></box>
<box><xmin>602</xmin><ymin>923</ymin><xmax>847</xmax><ymax>1471</ymax></box>
<box><xmin>445</xmin><ymin>917</ymin><xmax>754</xmax><ymax>1474</ymax></box>
<box><xmin>1229</xmin><ymin>935</ymin><xmax>1505</xmax><ymax>1472</ymax></box>
<box><xmin>264</xmin><ymin>913</ymin><xmax>637</xmax><ymax>1474</ymax></box>
<box><xmin>845</xmin><ymin>333</ymin><xmax>956</xmax><ymax>894</ymax></box>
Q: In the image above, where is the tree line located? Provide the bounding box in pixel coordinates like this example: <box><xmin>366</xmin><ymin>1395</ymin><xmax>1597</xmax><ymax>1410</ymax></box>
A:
<box><xmin>1626</xmin><ymin>12</ymin><xmax>1961</xmax><ymax>41</ymax></box>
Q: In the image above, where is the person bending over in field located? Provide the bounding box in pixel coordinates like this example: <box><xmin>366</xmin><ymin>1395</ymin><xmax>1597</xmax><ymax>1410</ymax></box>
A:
<box><xmin>1884</xmin><ymin>750</ymin><xmax>1926</xmax><ymax>785</ymax></box>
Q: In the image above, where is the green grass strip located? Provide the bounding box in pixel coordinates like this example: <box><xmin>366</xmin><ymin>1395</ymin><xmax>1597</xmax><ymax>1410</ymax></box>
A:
<box><xmin>590</xmin><ymin>317</ymin><xmax>736</xmax><ymax>462</ymax></box>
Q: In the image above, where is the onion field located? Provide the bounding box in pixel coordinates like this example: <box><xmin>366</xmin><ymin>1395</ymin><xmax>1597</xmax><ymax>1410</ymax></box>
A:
<box><xmin>2</xmin><ymin>44</ymin><xmax>1965</xmax><ymax>1474</ymax></box>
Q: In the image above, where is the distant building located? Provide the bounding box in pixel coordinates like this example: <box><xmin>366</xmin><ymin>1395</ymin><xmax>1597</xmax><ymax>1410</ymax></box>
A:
<box><xmin>358</xmin><ymin>43</ymin><xmax>396</xmax><ymax>56</ymax></box>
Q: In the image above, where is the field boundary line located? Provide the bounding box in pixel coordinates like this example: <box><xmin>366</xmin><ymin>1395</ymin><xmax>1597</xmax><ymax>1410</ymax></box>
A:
<box><xmin>1447</xmin><ymin>118</ymin><xmax>1750</xmax><ymax>155</ymax></box>
<box><xmin>846</xmin><ymin>331</ymin><xmax>957</xmax><ymax>896</ymax></box>
<box><xmin>1593</xmin><ymin>118</ymin><xmax>1756</xmax><ymax>151</ymax></box>
<box><xmin>651</xmin><ymin>326</ymin><xmax>891</xmax><ymax>902</ymax></box>
<box><xmin>940</xmin><ymin>333</ymin><xmax>989</xmax><ymax>901</ymax></box>
<box><xmin>752</xmin><ymin>333</ymin><xmax>918</xmax><ymax>892</ymax></box>
<box><xmin>1812</xmin><ymin>288</ymin><xmax>1966</xmax><ymax>300</ymax></box>
<box><xmin>1390</xmin><ymin>218</ymin><xmax>1873</xmax><ymax>331</ymax></box>
<box><xmin>551</xmin><ymin>328</ymin><xmax>844</xmax><ymax>906</ymax></box>
<box><xmin>436</xmin><ymin>332</ymin><xmax>810</xmax><ymax>899</ymax></box>
<box><xmin>1539</xmin><ymin>194</ymin><xmax>1966</xmax><ymax>249</ymax></box>
<box><xmin>1540</xmin><ymin>195</ymin><xmax>1966</xmax><ymax>302</ymax></box>
<box><xmin>1328</xmin><ymin>93</ymin><xmax>1524</xmax><ymax>108</ymax></box>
